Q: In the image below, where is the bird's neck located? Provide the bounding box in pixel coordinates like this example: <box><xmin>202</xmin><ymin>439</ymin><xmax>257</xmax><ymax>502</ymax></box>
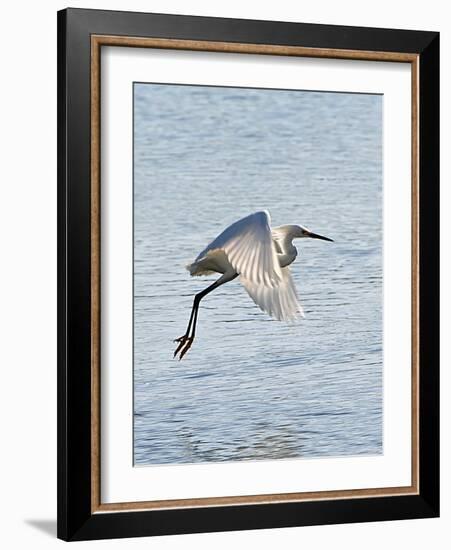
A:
<box><xmin>272</xmin><ymin>226</ymin><xmax>299</xmax><ymax>267</ymax></box>
<box><xmin>279</xmin><ymin>232</ymin><xmax>297</xmax><ymax>253</ymax></box>
<box><xmin>277</xmin><ymin>242</ymin><xmax>297</xmax><ymax>268</ymax></box>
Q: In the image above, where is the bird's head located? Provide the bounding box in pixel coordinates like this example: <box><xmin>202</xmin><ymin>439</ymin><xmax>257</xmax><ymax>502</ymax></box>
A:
<box><xmin>295</xmin><ymin>225</ymin><xmax>334</xmax><ymax>242</ymax></box>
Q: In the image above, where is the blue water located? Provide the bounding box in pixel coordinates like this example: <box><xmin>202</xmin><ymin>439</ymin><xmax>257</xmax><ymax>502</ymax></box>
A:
<box><xmin>133</xmin><ymin>83</ymin><xmax>383</xmax><ymax>466</ymax></box>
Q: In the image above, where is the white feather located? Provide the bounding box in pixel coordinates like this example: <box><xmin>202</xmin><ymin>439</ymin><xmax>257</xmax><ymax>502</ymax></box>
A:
<box><xmin>189</xmin><ymin>211</ymin><xmax>282</xmax><ymax>287</ymax></box>
<box><xmin>240</xmin><ymin>266</ymin><xmax>304</xmax><ymax>321</ymax></box>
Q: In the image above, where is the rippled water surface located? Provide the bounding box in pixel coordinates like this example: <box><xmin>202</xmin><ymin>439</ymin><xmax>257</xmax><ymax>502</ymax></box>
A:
<box><xmin>133</xmin><ymin>84</ymin><xmax>383</xmax><ymax>466</ymax></box>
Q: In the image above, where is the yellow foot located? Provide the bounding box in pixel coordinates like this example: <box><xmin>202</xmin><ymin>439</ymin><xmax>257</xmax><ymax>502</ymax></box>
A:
<box><xmin>173</xmin><ymin>335</ymin><xmax>194</xmax><ymax>360</ymax></box>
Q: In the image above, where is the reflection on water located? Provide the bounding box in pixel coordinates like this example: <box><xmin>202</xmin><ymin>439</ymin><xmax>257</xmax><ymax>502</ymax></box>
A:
<box><xmin>133</xmin><ymin>83</ymin><xmax>383</xmax><ymax>466</ymax></box>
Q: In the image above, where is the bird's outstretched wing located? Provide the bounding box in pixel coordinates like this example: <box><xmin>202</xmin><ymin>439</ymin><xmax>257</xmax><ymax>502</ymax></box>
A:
<box><xmin>240</xmin><ymin>266</ymin><xmax>304</xmax><ymax>322</ymax></box>
<box><xmin>194</xmin><ymin>210</ymin><xmax>282</xmax><ymax>287</ymax></box>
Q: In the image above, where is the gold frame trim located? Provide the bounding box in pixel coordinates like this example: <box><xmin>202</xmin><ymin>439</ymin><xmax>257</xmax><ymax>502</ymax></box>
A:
<box><xmin>90</xmin><ymin>35</ymin><xmax>420</xmax><ymax>514</ymax></box>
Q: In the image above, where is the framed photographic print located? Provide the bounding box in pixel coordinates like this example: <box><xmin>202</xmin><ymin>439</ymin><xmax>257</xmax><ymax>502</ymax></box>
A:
<box><xmin>57</xmin><ymin>8</ymin><xmax>439</xmax><ymax>541</ymax></box>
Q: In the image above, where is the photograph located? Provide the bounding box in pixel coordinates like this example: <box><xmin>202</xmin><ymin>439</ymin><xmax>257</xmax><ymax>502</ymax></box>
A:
<box><xmin>54</xmin><ymin>5</ymin><xmax>440</xmax><ymax>542</ymax></box>
<box><xmin>0</xmin><ymin>0</ymin><xmax>444</xmax><ymax>546</ymax></box>
<box><xmin>133</xmin><ymin>82</ymin><xmax>383</xmax><ymax>467</ymax></box>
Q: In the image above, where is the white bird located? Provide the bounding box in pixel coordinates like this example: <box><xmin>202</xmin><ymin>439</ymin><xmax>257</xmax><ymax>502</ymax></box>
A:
<box><xmin>174</xmin><ymin>210</ymin><xmax>333</xmax><ymax>359</ymax></box>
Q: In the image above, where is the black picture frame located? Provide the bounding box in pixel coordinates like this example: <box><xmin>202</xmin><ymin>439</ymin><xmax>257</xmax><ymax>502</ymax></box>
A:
<box><xmin>57</xmin><ymin>7</ymin><xmax>439</xmax><ymax>541</ymax></box>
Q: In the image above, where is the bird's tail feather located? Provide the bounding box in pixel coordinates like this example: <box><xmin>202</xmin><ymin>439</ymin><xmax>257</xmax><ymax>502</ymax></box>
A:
<box><xmin>186</xmin><ymin>262</ymin><xmax>215</xmax><ymax>277</ymax></box>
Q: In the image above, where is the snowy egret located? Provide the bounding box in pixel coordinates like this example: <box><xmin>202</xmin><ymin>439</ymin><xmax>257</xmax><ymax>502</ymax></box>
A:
<box><xmin>174</xmin><ymin>210</ymin><xmax>333</xmax><ymax>359</ymax></box>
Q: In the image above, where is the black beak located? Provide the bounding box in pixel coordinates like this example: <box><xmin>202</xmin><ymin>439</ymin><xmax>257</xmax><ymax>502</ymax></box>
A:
<box><xmin>308</xmin><ymin>231</ymin><xmax>334</xmax><ymax>242</ymax></box>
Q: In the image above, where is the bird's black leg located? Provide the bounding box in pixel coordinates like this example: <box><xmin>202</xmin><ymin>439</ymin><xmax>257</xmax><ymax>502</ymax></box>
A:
<box><xmin>173</xmin><ymin>301</ymin><xmax>197</xmax><ymax>353</ymax></box>
<box><xmin>173</xmin><ymin>280</ymin><xmax>220</xmax><ymax>360</ymax></box>
<box><xmin>174</xmin><ymin>273</ymin><xmax>238</xmax><ymax>360</ymax></box>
